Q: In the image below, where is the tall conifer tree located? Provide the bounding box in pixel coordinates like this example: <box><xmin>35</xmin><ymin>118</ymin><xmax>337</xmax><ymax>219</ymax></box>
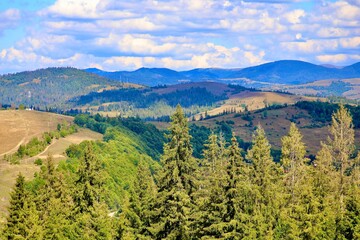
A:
<box><xmin>326</xmin><ymin>105</ymin><xmax>355</xmax><ymax>238</ymax></box>
<box><xmin>4</xmin><ymin>174</ymin><xmax>29</xmax><ymax>239</ymax></box>
<box><xmin>279</xmin><ymin>123</ymin><xmax>317</xmax><ymax>238</ymax></box>
<box><xmin>246</xmin><ymin>126</ymin><xmax>281</xmax><ymax>239</ymax></box>
<box><xmin>73</xmin><ymin>142</ymin><xmax>115</xmax><ymax>239</ymax></box>
<box><xmin>328</xmin><ymin>105</ymin><xmax>355</xmax><ymax>217</ymax></box>
<box><xmin>150</xmin><ymin>105</ymin><xmax>197</xmax><ymax>239</ymax></box>
<box><xmin>119</xmin><ymin>159</ymin><xmax>157</xmax><ymax>239</ymax></box>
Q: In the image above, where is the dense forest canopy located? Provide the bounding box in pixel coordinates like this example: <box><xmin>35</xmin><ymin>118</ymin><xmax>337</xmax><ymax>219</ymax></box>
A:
<box><xmin>3</xmin><ymin>104</ymin><xmax>360</xmax><ymax>239</ymax></box>
<box><xmin>0</xmin><ymin>67</ymin><xmax>126</xmax><ymax>109</ymax></box>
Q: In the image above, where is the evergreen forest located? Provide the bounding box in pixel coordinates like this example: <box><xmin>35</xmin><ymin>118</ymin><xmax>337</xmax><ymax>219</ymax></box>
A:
<box><xmin>3</xmin><ymin>104</ymin><xmax>360</xmax><ymax>239</ymax></box>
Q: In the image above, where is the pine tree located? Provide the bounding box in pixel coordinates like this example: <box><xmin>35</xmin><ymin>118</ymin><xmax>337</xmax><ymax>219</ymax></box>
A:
<box><xmin>279</xmin><ymin>123</ymin><xmax>317</xmax><ymax>238</ymax></box>
<box><xmin>194</xmin><ymin>133</ymin><xmax>228</xmax><ymax>238</ymax></box>
<box><xmin>24</xmin><ymin>155</ymin><xmax>76</xmax><ymax>239</ymax></box>
<box><xmin>221</xmin><ymin>134</ymin><xmax>246</xmax><ymax>239</ymax></box>
<box><xmin>245</xmin><ymin>126</ymin><xmax>281</xmax><ymax>239</ymax></box>
<box><xmin>74</xmin><ymin>142</ymin><xmax>105</xmax><ymax>213</ymax></box>
<box><xmin>281</xmin><ymin>123</ymin><xmax>307</xmax><ymax>200</ymax></box>
<box><xmin>119</xmin><ymin>160</ymin><xmax>157</xmax><ymax>239</ymax></box>
<box><xmin>343</xmin><ymin>154</ymin><xmax>360</xmax><ymax>239</ymax></box>
<box><xmin>150</xmin><ymin>105</ymin><xmax>197</xmax><ymax>239</ymax></box>
<box><xmin>72</xmin><ymin>141</ymin><xmax>115</xmax><ymax>239</ymax></box>
<box><xmin>328</xmin><ymin>105</ymin><xmax>355</xmax><ymax>218</ymax></box>
<box><xmin>4</xmin><ymin>174</ymin><xmax>31</xmax><ymax>239</ymax></box>
<box><xmin>310</xmin><ymin>144</ymin><xmax>337</xmax><ymax>239</ymax></box>
<box><xmin>325</xmin><ymin>105</ymin><xmax>356</xmax><ymax>238</ymax></box>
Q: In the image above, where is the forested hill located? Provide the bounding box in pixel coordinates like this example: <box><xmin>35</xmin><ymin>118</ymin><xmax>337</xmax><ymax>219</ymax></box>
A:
<box><xmin>0</xmin><ymin>67</ymin><xmax>138</xmax><ymax>109</ymax></box>
<box><xmin>3</xmin><ymin>105</ymin><xmax>360</xmax><ymax>239</ymax></box>
<box><xmin>85</xmin><ymin>60</ymin><xmax>360</xmax><ymax>86</ymax></box>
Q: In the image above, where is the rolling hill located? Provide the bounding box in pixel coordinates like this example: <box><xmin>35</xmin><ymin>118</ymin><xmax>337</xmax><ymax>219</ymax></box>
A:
<box><xmin>267</xmin><ymin>78</ymin><xmax>360</xmax><ymax>99</ymax></box>
<box><xmin>70</xmin><ymin>81</ymin><xmax>320</xmax><ymax>121</ymax></box>
<box><xmin>193</xmin><ymin>101</ymin><xmax>360</xmax><ymax>156</ymax></box>
<box><xmin>0</xmin><ymin>67</ymin><xmax>140</xmax><ymax>109</ymax></box>
<box><xmin>0</xmin><ymin>110</ymin><xmax>103</xmax><ymax>223</ymax></box>
<box><xmin>85</xmin><ymin>60</ymin><xmax>360</xmax><ymax>86</ymax></box>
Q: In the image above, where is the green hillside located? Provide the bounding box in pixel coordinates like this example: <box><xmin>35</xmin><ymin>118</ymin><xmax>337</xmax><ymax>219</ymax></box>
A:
<box><xmin>0</xmin><ymin>67</ymin><xmax>138</xmax><ymax>109</ymax></box>
<box><xmin>3</xmin><ymin>105</ymin><xmax>360</xmax><ymax>239</ymax></box>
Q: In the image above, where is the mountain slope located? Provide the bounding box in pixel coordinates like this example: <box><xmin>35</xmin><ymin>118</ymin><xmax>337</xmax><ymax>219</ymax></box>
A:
<box><xmin>86</xmin><ymin>67</ymin><xmax>186</xmax><ymax>85</ymax></box>
<box><xmin>85</xmin><ymin>60</ymin><xmax>360</xmax><ymax>86</ymax></box>
<box><xmin>0</xmin><ymin>67</ymin><xmax>136</xmax><ymax>109</ymax></box>
<box><xmin>227</xmin><ymin>60</ymin><xmax>340</xmax><ymax>84</ymax></box>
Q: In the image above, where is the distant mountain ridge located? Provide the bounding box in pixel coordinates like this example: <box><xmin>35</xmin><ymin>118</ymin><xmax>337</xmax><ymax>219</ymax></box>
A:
<box><xmin>85</xmin><ymin>60</ymin><xmax>360</xmax><ymax>86</ymax></box>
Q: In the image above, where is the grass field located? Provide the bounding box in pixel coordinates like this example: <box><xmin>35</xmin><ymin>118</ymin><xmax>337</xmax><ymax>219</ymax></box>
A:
<box><xmin>194</xmin><ymin>90</ymin><xmax>320</xmax><ymax>120</ymax></box>
<box><xmin>0</xmin><ymin>110</ymin><xmax>102</xmax><ymax>224</ymax></box>
<box><xmin>0</xmin><ymin>110</ymin><xmax>73</xmax><ymax>157</ymax></box>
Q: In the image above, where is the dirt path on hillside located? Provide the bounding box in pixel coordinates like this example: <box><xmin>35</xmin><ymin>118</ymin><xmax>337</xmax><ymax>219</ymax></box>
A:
<box><xmin>0</xmin><ymin>113</ymin><xmax>30</xmax><ymax>158</ymax></box>
<box><xmin>21</xmin><ymin>139</ymin><xmax>59</xmax><ymax>164</ymax></box>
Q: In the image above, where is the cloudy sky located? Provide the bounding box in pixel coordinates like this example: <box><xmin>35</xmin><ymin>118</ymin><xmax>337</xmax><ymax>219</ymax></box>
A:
<box><xmin>0</xmin><ymin>0</ymin><xmax>359</xmax><ymax>73</ymax></box>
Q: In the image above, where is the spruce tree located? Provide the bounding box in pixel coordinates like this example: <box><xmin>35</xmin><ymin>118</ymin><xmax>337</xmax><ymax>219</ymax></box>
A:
<box><xmin>74</xmin><ymin>141</ymin><xmax>105</xmax><ymax>213</ymax></box>
<box><xmin>310</xmin><ymin>144</ymin><xmax>337</xmax><ymax>239</ymax></box>
<box><xmin>4</xmin><ymin>173</ymin><xmax>32</xmax><ymax>239</ymax></box>
<box><xmin>39</xmin><ymin>156</ymin><xmax>75</xmax><ymax>239</ymax></box>
<box><xmin>343</xmin><ymin>154</ymin><xmax>360</xmax><ymax>239</ymax></box>
<box><xmin>73</xmin><ymin>141</ymin><xmax>115</xmax><ymax>239</ymax></box>
<box><xmin>194</xmin><ymin>133</ymin><xmax>228</xmax><ymax>238</ymax></box>
<box><xmin>326</xmin><ymin>105</ymin><xmax>356</xmax><ymax>238</ymax></box>
<box><xmin>281</xmin><ymin>123</ymin><xmax>307</xmax><ymax>200</ymax></box>
<box><xmin>328</xmin><ymin>105</ymin><xmax>355</xmax><ymax>217</ymax></box>
<box><xmin>279</xmin><ymin>123</ymin><xmax>317</xmax><ymax>238</ymax></box>
<box><xmin>245</xmin><ymin>126</ymin><xmax>281</xmax><ymax>239</ymax></box>
<box><xmin>119</xmin><ymin>160</ymin><xmax>157</xmax><ymax>239</ymax></box>
<box><xmin>221</xmin><ymin>134</ymin><xmax>246</xmax><ymax>239</ymax></box>
<box><xmin>150</xmin><ymin>105</ymin><xmax>197</xmax><ymax>239</ymax></box>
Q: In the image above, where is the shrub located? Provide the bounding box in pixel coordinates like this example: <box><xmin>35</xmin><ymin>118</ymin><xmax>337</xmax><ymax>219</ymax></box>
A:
<box><xmin>34</xmin><ymin>158</ymin><xmax>43</xmax><ymax>166</ymax></box>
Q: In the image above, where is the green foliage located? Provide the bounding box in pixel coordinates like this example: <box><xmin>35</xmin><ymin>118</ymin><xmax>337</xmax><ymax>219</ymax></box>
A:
<box><xmin>4</xmin><ymin>103</ymin><xmax>360</xmax><ymax>239</ymax></box>
<box><xmin>0</xmin><ymin>67</ymin><xmax>124</xmax><ymax>109</ymax></box>
<box><xmin>189</xmin><ymin>124</ymin><xmax>211</xmax><ymax>159</ymax></box>
<box><xmin>34</xmin><ymin>158</ymin><xmax>43</xmax><ymax>166</ymax></box>
<box><xmin>150</xmin><ymin>105</ymin><xmax>197</xmax><ymax>239</ymax></box>
<box><xmin>245</xmin><ymin>126</ymin><xmax>282</xmax><ymax>238</ymax></box>
<box><xmin>118</xmin><ymin>160</ymin><xmax>157</xmax><ymax>239</ymax></box>
<box><xmin>4</xmin><ymin>122</ymin><xmax>77</xmax><ymax>164</ymax></box>
<box><xmin>75</xmin><ymin>114</ymin><xmax>165</xmax><ymax>160</ymax></box>
<box><xmin>18</xmin><ymin>104</ymin><xmax>25</xmax><ymax>110</ymax></box>
<box><xmin>3</xmin><ymin>174</ymin><xmax>28</xmax><ymax>238</ymax></box>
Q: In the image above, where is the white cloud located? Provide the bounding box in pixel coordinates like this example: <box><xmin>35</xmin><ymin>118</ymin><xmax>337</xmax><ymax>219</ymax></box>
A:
<box><xmin>284</xmin><ymin>9</ymin><xmax>305</xmax><ymax>24</ymax></box>
<box><xmin>39</xmin><ymin>0</ymin><xmax>101</xmax><ymax>19</ymax></box>
<box><xmin>0</xmin><ymin>0</ymin><xmax>359</xmax><ymax>72</ymax></box>
<box><xmin>316</xmin><ymin>54</ymin><xmax>348</xmax><ymax>63</ymax></box>
<box><xmin>0</xmin><ymin>9</ymin><xmax>21</xmax><ymax>33</ymax></box>
<box><xmin>317</xmin><ymin>27</ymin><xmax>351</xmax><ymax>38</ymax></box>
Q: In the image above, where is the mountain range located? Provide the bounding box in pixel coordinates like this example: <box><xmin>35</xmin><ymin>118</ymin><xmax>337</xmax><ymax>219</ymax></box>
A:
<box><xmin>85</xmin><ymin>60</ymin><xmax>360</xmax><ymax>86</ymax></box>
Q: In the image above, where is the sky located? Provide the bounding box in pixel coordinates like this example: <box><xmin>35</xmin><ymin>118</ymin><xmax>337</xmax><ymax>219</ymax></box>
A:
<box><xmin>0</xmin><ymin>0</ymin><xmax>359</xmax><ymax>73</ymax></box>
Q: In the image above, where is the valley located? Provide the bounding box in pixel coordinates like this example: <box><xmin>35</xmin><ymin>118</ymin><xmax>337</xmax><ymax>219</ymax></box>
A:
<box><xmin>2</xmin><ymin>0</ymin><xmax>360</xmax><ymax>237</ymax></box>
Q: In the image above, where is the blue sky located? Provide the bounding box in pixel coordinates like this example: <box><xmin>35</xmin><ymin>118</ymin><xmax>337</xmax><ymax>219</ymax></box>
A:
<box><xmin>0</xmin><ymin>0</ymin><xmax>359</xmax><ymax>73</ymax></box>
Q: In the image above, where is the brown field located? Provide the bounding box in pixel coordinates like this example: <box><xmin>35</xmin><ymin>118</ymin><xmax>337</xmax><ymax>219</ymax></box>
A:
<box><xmin>0</xmin><ymin>110</ymin><xmax>73</xmax><ymax>157</ymax></box>
<box><xmin>194</xmin><ymin>91</ymin><xmax>319</xmax><ymax>120</ymax></box>
<box><xmin>195</xmin><ymin>105</ymin><xmax>360</xmax><ymax>155</ymax></box>
<box><xmin>0</xmin><ymin>110</ymin><xmax>102</xmax><ymax>224</ymax></box>
<box><xmin>148</xmin><ymin>121</ymin><xmax>170</xmax><ymax>131</ymax></box>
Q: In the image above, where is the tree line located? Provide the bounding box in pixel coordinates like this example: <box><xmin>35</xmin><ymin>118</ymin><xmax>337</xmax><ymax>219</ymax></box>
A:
<box><xmin>3</xmin><ymin>104</ymin><xmax>360</xmax><ymax>239</ymax></box>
